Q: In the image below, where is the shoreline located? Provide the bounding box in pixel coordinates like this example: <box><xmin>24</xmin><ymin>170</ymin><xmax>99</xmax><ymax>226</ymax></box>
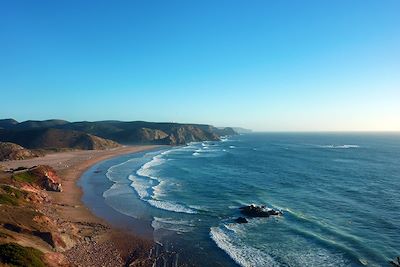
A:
<box><xmin>1</xmin><ymin>145</ymin><xmax>161</xmax><ymax>266</ymax></box>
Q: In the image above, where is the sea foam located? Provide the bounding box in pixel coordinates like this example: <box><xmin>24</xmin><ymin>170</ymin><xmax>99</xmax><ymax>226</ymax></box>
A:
<box><xmin>210</xmin><ymin>225</ymin><xmax>279</xmax><ymax>267</ymax></box>
<box><xmin>132</xmin><ymin>150</ymin><xmax>198</xmax><ymax>214</ymax></box>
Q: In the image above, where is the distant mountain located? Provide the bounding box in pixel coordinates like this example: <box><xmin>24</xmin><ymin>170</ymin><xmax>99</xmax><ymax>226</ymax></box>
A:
<box><xmin>0</xmin><ymin>142</ymin><xmax>38</xmax><ymax>161</ymax></box>
<box><xmin>215</xmin><ymin>127</ymin><xmax>240</xmax><ymax>136</ymax></box>
<box><xmin>0</xmin><ymin>128</ymin><xmax>120</xmax><ymax>150</ymax></box>
<box><xmin>12</xmin><ymin>119</ymin><xmax>70</xmax><ymax>130</ymax></box>
<box><xmin>0</xmin><ymin>119</ymin><xmax>18</xmax><ymax>130</ymax></box>
<box><xmin>0</xmin><ymin>119</ymin><xmax>238</xmax><ymax>148</ymax></box>
<box><xmin>231</xmin><ymin>127</ymin><xmax>253</xmax><ymax>134</ymax></box>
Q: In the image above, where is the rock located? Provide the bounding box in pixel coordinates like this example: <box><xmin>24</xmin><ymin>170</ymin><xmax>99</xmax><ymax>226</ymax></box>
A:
<box><xmin>29</xmin><ymin>165</ymin><xmax>63</xmax><ymax>192</ymax></box>
<box><xmin>239</xmin><ymin>204</ymin><xmax>283</xmax><ymax>218</ymax></box>
<box><xmin>13</xmin><ymin>165</ymin><xmax>63</xmax><ymax>192</ymax></box>
<box><xmin>390</xmin><ymin>256</ymin><xmax>400</xmax><ymax>267</ymax></box>
<box><xmin>235</xmin><ymin>217</ymin><xmax>248</xmax><ymax>224</ymax></box>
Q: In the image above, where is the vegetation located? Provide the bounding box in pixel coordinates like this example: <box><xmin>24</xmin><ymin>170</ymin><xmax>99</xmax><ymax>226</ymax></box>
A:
<box><xmin>0</xmin><ymin>185</ymin><xmax>26</xmax><ymax>199</ymax></box>
<box><xmin>0</xmin><ymin>243</ymin><xmax>45</xmax><ymax>267</ymax></box>
<box><xmin>12</xmin><ymin>172</ymin><xmax>37</xmax><ymax>184</ymax></box>
<box><xmin>0</xmin><ymin>194</ymin><xmax>18</xmax><ymax>206</ymax></box>
<box><xmin>0</xmin><ymin>185</ymin><xmax>28</xmax><ymax>206</ymax></box>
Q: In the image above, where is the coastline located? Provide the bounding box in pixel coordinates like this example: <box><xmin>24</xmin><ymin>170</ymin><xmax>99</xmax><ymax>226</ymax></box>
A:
<box><xmin>1</xmin><ymin>145</ymin><xmax>161</xmax><ymax>266</ymax></box>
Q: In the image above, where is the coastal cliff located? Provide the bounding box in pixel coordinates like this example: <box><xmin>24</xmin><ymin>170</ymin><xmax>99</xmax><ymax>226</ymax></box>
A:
<box><xmin>0</xmin><ymin>119</ymin><xmax>238</xmax><ymax>148</ymax></box>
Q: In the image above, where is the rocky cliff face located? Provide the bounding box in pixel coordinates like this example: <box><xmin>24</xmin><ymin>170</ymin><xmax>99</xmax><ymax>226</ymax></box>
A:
<box><xmin>12</xmin><ymin>165</ymin><xmax>63</xmax><ymax>192</ymax></box>
<box><xmin>166</xmin><ymin>125</ymin><xmax>220</xmax><ymax>145</ymax></box>
<box><xmin>81</xmin><ymin>134</ymin><xmax>120</xmax><ymax>150</ymax></box>
<box><xmin>28</xmin><ymin>165</ymin><xmax>63</xmax><ymax>192</ymax></box>
<box><xmin>0</xmin><ymin>142</ymin><xmax>38</xmax><ymax>161</ymax></box>
<box><xmin>112</xmin><ymin>127</ymin><xmax>169</xmax><ymax>144</ymax></box>
<box><xmin>0</xmin><ymin>165</ymin><xmax>67</xmax><ymax>261</ymax></box>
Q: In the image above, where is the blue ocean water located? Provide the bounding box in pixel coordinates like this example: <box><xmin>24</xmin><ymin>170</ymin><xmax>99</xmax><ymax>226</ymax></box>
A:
<box><xmin>87</xmin><ymin>133</ymin><xmax>400</xmax><ymax>266</ymax></box>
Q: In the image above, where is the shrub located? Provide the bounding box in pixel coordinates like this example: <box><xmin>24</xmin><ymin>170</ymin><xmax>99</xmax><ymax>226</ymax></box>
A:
<box><xmin>0</xmin><ymin>194</ymin><xmax>18</xmax><ymax>206</ymax></box>
<box><xmin>0</xmin><ymin>243</ymin><xmax>45</xmax><ymax>267</ymax></box>
<box><xmin>12</xmin><ymin>172</ymin><xmax>37</xmax><ymax>184</ymax></box>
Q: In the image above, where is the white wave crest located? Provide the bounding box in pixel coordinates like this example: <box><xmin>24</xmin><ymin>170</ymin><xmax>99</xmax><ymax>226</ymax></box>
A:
<box><xmin>128</xmin><ymin>174</ymin><xmax>150</xmax><ymax>199</ymax></box>
<box><xmin>147</xmin><ymin>199</ymin><xmax>197</xmax><ymax>214</ymax></box>
<box><xmin>210</xmin><ymin>225</ymin><xmax>279</xmax><ymax>267</ymax></box>
<box><xmin>105</xmin><ymin>158</ymin><xmax>137</xmax><ymax>182</ymax></box>
<box><xmin>152</xmin><ymin>180</ymin><xmax>167</xmax><ymax>198</ymax></box>
<box><xmin>136</xmin><ymin>155</ymin><xmax>165</xmax><ymax>179</ymax></box>
<box><xmin>131</xmin><ymin>151</ymin><xmax>197</xmax><ymax>214</ymax></box>
<box><xmin>319</xmin><ymin>144</ymin><xmax>360</xmax><ymax>149</ymax></box>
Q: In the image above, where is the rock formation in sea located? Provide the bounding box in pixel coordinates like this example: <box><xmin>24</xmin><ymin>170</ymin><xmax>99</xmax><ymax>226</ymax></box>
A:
<box><xmin>239</xmin><ymin>204</ymin><xmax>283</xmax><ymax>218</ymax></box>
<box><xmin>235</xmin><ymin>217</ymin><xmax>249</xmax><ymax>223</ymax></box>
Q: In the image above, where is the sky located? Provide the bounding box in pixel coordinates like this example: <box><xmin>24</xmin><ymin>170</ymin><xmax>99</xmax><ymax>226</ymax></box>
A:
<box><xmin>0</xmin><ymin>0</ymin><xmax>399</xmax><ymax>131</ymax></box>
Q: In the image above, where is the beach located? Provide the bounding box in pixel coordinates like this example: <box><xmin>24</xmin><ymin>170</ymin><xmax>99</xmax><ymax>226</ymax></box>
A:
<box><xmin>1</xmin><ymin>145</ymin><xmax>159</xmax><ymax>266</ymax></box>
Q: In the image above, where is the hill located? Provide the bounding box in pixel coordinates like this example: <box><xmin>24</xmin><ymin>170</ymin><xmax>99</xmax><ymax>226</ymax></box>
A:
<box><xmin>57</xmin><ymin>121</ymin><xmax>235</xmax><ymax>145</ymax></box>
<box><xmin>0</xmin><ymin>142</ymin><xmax>38</xmax><ymax>161</ymax></box>
<box><xmin>0</xmin><ymin>119</ymin><xmax>18</xmax><ymax>130</ymax></box>
<box><xmin>12</xmin><ymin>119</ymin><xmax>70</xmax><ymax>130</ymax></box>
<box><xmin>0</xmin><ymin>119</ymin><xmax>238</xmax><ymax>147</ymax></box>
<box><xmin>0</xmin><ymin>128</ymin><xmax>120</xmax><ymax>150</ymax></box>
<box><xmin>231</xmin><ymin>127</ymin><xmax>253</xmax><ymax>134</ymax></box>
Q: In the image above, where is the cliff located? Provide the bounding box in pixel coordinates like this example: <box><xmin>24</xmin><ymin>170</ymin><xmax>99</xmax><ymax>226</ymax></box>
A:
<box><xmin>0</xmin><ymin>166</ymin><xmax>67</xmax><ymax>266</ymax></box>
<box><xmin>165</xmin><ymin>125</ymin><xmax>220</xmax><ymax>145</ymax></box>
<box><xmin>12</xmin><ymin>165</ymin><xmax>63</xmax><ymax>192</ymax></box>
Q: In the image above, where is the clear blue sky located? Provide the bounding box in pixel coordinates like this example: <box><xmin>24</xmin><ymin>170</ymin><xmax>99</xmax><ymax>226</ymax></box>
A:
<box><xmin>1</xmin><ymin>0</ymin><xmax>399</xmax><ymax>131</ymax></box>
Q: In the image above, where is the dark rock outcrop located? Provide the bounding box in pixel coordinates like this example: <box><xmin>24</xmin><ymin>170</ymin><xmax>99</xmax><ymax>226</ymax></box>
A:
<box><xmin>0</xmin><ymin>142</ymin><xmax>38</xmax><ymax>161</ymax></box>
<box><xmin>239</xmin><ymin>205</ymin><xmax>283</xmax><ymax>218</ymax></box>
<box><xmin>235</xmin><ymin>217</ymin><xmax>248</xmax><ymax>224</ymax></box>
<box><xmin>390</xmin><ymin>257</ymin><xmax>400</xmax><ymax>267</ymax></box>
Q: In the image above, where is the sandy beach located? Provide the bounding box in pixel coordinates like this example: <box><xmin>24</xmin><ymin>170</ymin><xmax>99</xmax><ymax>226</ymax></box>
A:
<box><xmin>1</xmin><ymin>145</ymin><xmax>160</xmax><ymax>266</ymax></box>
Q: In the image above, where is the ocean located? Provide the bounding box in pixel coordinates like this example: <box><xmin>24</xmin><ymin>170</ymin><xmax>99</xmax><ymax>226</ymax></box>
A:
<box><xmin>80</xmin><ymin>133</ymin><xmax>400</xmax><ymax>266</ymax></box>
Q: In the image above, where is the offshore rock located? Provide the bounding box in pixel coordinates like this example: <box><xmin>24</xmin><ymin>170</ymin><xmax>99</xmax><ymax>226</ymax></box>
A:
<box><xmin>239</xmin><ymin>204</ymin><xmax>283</xmax><ymax>217</ymax></box>
<box><xmin>235</xmin><ymin>217</ymin><xmax>248</xmax><ymax>224</ymax></box>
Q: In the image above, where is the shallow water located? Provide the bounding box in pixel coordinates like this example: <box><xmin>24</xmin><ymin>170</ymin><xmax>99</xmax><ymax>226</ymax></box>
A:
<box><xmin>82</xmin><ymin>133</ymin><xmax>400</xmax><ymax>266</ymax></box>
